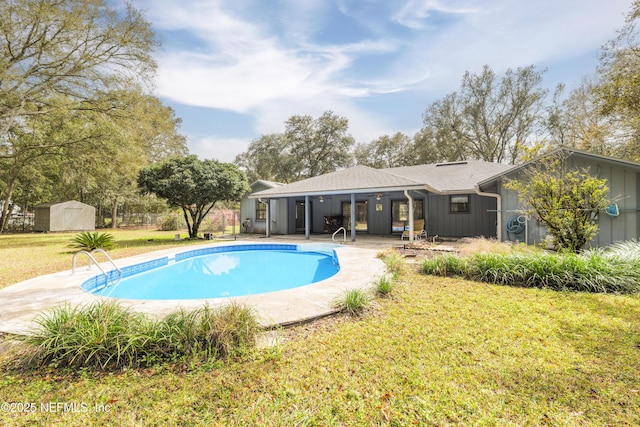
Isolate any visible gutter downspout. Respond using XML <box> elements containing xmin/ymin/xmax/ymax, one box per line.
<box><xmin>404</xmin><ymin>190</ymin><xmax>414</xmax><ymax>243</ymax></box>
<box><xmin>258</xmin><ymin>198</ymin><xmax>270</xmax><ymax>238</ymax></box>
<box><xmin>475</xmin><ymin>187</ymin><xmax>502</xmax><ymax>242</ymax></box>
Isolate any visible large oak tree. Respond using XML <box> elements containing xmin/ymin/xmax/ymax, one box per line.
<box><xmin>138</xmin><ymin>156</ymin><xmax>250</xmax><ymax>239</ymax></box>
<box><xmin>0</xmin><ymin>0</ymin><xmax>157</xmax><ymax>231</ymax></box>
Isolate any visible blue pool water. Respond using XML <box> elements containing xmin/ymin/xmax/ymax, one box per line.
<box><xmin>82</xmin><ymin>244</ymin><xmax>340</xmax><ymax>300</ymax></box>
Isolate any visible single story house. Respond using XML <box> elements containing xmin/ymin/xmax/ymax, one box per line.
<box><xmin>240</xmin><ymin>180</ymin><xmax>287</xmax><ymax>235</ymax></box>
<box><xmin>243</xmin><ymin>147</ymin><xmax>640</xmax><ymax>247</ymax></box>
<box><xmin>34</xmin><ymin>200</ymin><xmax>95</xmax><ymax>232</ymax></box>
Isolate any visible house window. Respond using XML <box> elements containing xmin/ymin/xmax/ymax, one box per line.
<box><xmin>391</xmin><ymin>200</ymin><xmax>423</xmax><ymax>232</ymax></box>
<box><xmin>256</xmin><ymin>202</ymin><xmax>267</xmax><ymax>220</ymax></box>
<box><xmin>450</xmin><ymin>195</ymin><xmax>470</xmax><ymax>213</ymax></box>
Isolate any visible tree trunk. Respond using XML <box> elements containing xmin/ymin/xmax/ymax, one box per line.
<box><xmin>182</xmin><ymin>207</ymin><xmax>193</xmax><ymax>237</ymax></box>
<box><xmin>0</xmin><ymin>175</ymin><xmax>18</xmax><ymax>233</ymax></box>
<box><xmin>111</xmin><ymin>195</ymin><xmax>119</xmax><ymax>229</ymax></box>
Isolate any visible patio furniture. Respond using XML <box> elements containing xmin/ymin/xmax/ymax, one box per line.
<box><xmin>401</xmin><ymin>219</ymin><xmax>426</xmax><ymax>240</ymax></box>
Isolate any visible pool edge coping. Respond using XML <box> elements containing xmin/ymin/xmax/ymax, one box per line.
<box><xmin>0</xmin><ymin>241</ymin><xmax>388</xmax><ymax>335</ymax></box>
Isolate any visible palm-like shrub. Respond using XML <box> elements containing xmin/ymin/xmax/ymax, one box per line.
<box><xmin>70</xmin><ymin>231</ymin><xmax>115</xmax><ymax>250</ymax></box>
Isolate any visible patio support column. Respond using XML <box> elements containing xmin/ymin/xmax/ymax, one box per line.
<box><xmin>258</xmin><ymin>198</ymin><xmax>270</xmax><ymax>237</ymax></box>
<box><xmin>350</xmin><ymin>193</ymin><xmax>356</xmax><ymax>242</ymax></box>
<box><xmin>404</xmin><ymin>190</ymin><xmax>414</xmax><ymax>243</ymax></box>
<box><xmin>265</xmin><ymin>199</ymin><xmax>271</xmax><ymax>237</ymax></box>
<box><xmin>304</xmin><ymin>195</ymin><xmax>310</xmax><ymax>239</ymax></box>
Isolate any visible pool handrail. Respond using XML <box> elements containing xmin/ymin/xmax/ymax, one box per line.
<box><xmin>332</xmin><ymin>227</ymin><xmax>347</xmax><ymax>244</ymax></box>
<box><xmin>72</xmin><ymin>249</ymin><xmax>122</xmax><ymax>287</ymax></box>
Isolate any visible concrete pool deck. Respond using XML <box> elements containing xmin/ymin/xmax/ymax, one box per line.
<box><xmin>0</xmin><ymin>239</ymin><xmax>390</xmax><ymax>335</ymax></box>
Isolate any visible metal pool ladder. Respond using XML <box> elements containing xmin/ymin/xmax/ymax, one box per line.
<box><xmin>332</xmin><ymin>226</ymin><xmax>347</xmax><ymax>244</ymax></box>
<box><xmin>72</xmin><ymin>248</ymin><xmax>122</xmax><ymax>287</ymax></box>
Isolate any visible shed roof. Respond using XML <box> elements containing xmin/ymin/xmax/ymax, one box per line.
<box><xmin>34</xmin><ymin>200</ymin><xmax>93</xmax><ymax>209</ymax></box>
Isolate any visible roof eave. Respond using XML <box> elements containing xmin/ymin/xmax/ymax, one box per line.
<box><xmin>249</xmin><ymin>184</ymin><xmax>430</xmax><ymax>199</ymax></box>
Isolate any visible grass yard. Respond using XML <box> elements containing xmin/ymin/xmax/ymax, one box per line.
<box><xmin>0</xmin><ymin>233</ymin><xmax>639</xmax><ymax>426</ymax></box>
<box><xmin>0</xmin><ymin>229</ymin><xmax>210</xmax><ymax>289</ymax></box>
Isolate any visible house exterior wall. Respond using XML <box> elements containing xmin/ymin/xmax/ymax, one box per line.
<box><xmin>274</xmin><ymin>191</ymin><xmax>495</xmax><ymax>237</ymax></box>
<box><xmin>427</xmin><ymin>194</ymin><xmax>498</xmax><ymax>238</ymax></box>
<box><xmin>498</xmin><ymin>154</ymin><xmax>640</xmax><ymax>247</ymax></box>
<box><xmin>240</xmin><ymin>182</ymin><xmax>288</xmax><ymax>235</ymax></box>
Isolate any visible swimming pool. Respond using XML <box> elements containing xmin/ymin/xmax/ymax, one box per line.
<box><xmin>81</xmin><ymin>244</ymin><xmax>340</xmax><ymax>300</ymax></box>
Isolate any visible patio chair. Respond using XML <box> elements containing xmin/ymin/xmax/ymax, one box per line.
<box><xmin>401</xmin><ymin>219</ymin><xmax>426</xmax><ymax>240</ymax></box>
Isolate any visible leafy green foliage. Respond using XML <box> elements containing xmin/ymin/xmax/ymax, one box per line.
<box><xmin>234</xmin><ymin>111</ymin><xmax>355</xmax><ymax>183</ymax></box>
<box><xmin>354</xmin><ymin>132</ymin><xmax>415</xmax><ymax>168</ymax></box>
<box><xmin>138</xmin><ymin>155</ymin><xmax>250</xmax><ymax>238</ymax></box>
<box><xmin>420</xmin><ymin>64</ymin><xmax>547</xmax><ymax>164</ymax></box>
<box><xmin>23</xmin><ymin>301</ymin><xmax>259</xmax><ymax>370</ymax></box>
<box><xmin>70</xmin><ymin>231</ymin><xmax>115</xmax><ymax>251</ymax></box>
<box><xmin>422</xmin><ymin>244</ymin><xmax>640</xmax><ymax>294</ymax></box>
<box><xmin>506</xmin><ymin>155</ymin><xmax>609</xmax><ymax>252</ymax></box>
<box><xmin>0</xmin><ymin>0</ymin><xmax>158</xmax><ymax>232</ymax></box>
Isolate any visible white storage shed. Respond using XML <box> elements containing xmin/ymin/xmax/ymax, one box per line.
<box><xmin>34</xmin><ymin>201</ymin><xmax>96</xmax><ymax>232</ymax></box>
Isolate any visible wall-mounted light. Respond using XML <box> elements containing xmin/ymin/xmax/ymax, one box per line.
<box><xmin>376</xmin><ymin>193</ymin><xmax>382</xmax><ymax>200</ymax></box>
<box><xmin>319</xmin><ymin>196</ymin><xmax>324</xmax><ymax>203</ymax></box>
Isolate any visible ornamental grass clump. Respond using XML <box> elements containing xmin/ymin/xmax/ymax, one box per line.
<box><xmin>421</xmin><ymin>253</ymin><xmax>470</xmax><ymax>277</ymax></box>
<box><xmin>333</xmin><ymin>289</ymin><xmax>371</xmax><ymax>316</ymax></box>
<box><xmin>421</xmin><ymin>242</ymin><xmax>640</xmax><ymax>294</ymax></box>
<box><xmin>377</xmin><ymin>251</ymin><xmax>405</xmax><ymax>277</ymax></box>
<box><xmin>373</xmin><ymin>276</ymin><xmax>394</xmax><ymax>297</ymax></box>
<box><xmin>23</xmin><ymin>301</ymin><xmax>260</xmax><ymax>370</ymax></box>
<box><xmin>26</xmin><ymin>301</ymin><xmax>148</xmax><ymax>370</ymax></box>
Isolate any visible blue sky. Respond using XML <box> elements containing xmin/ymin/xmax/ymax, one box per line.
<box><xmin>127</xmin><ymin>0</ymin><xmax>632</xmax><ymax>162</ymax></box>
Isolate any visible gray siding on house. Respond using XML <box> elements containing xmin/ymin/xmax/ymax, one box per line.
<box><xmin>427</xmin><ymin>194</ymin><xmax>498</xmax><ymax>238</ymax></box>
<box><xmin>498</xmin><ymin>154</ymin><xmax>640</xmax><ymax>247</ymax></box>
<box><xmin>283</xmin><ymin>191</ymin><xmax>429</xmax><ymax>235</ymax></box>
<box><xmin>240</xmin><ymin>181</ymin><xmax>288</xmax><ymax>234</ymax></box>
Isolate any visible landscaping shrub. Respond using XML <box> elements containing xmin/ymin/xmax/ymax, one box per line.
<box><xmin>374</xmin><ymin>276</ymin><xmax>394</xmax><ymax>297</ymax></box>
<box><xmin>25</xmin><ymin>302</ymin><xmax>148</xmax><ymax>369</ymax></box>
<box><xmin>23</xmin><ymin>301</ymin><xmax>260</xmax><ymax>370</ymax></box>
<box><xmin>422</xmin><ymin>243</ymin><xmax>640</xmax><ymax>294</ymax></box>
<box><xmin>377</xmin><ymin>251</ymin><xmax>405</xmax><ymax>277</ymax></box>
<box><xmin>333</xmin><ymin>289</ymin><xmax>371</xmax><ymax>316</ymax></box>
<box><xmin>70</xmin><ymin>231</ymin><xmax>115</xmax><ymax>250</ymax></box>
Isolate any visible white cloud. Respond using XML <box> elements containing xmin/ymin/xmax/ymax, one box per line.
<box><xmin>131</xmin><ymin>0</ymin><xmax>632</xmax><ymax>161</ymax></box>
<box><xmin>392</xmin><ymin>0</ymin><xmax>479</xmax><ymax>29</ymax></box>
<box><xmin>189</xmin><ymin>134</ymin><xmax>251</xmax><ymax>162</ymax></box>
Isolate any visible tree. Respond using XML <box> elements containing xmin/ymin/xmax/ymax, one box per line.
<box><xmin>546</xmin><ymin>80</ymin><xmax>619</xmax><ymax>155</ymax></box>
<box><xmin>285</xmin><ymin>111</ymin><xmax>355</xmax><ymax>177</ymax></box>
<box><xmin>0</xmin><ymin>0</ymin><xmax>156</xmax><ymax>231</ymax></box>
<box><xmin>597</xmin><ymin>1</ymin><xmax>640</xmax><ymax>124</ymax></box>
<box><xmin>354</xmin><ymin>132</ymin><xmax>415</xmax><ymax>168</ymax></box>
<box><xmin>506</xmin><ymin>154</ymin><xmax>609</xmax><ymax>252</ymax></box>
<box><xmin>420</xmin><ymin>65</ymin><xmax>548</xmax><ymax>164</ymax></box>
<box><xmin>235</xmin><ymin>111</ymin><xmax>355</xmax><ymax>182</ymax></box>
<box><xmin>234</xmin><ymin>133</ymin><xmax>295</xmax><ymax>183</ymax></box>
<box><xmin>137</xmin><ymin>156</ymin><xmax>250</xmax><ymax>239</ymax></box>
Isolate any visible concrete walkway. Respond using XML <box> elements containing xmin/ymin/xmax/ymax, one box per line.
<box><xmin>0</xmin><ymin>238</ymin><xmax>395</xmax><ymax>336</ymax></box>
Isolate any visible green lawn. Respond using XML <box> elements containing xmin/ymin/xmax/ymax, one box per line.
<box><xmin>0</xmin><ymin>229</ymin><xmax>212</xmax><ymax>289</ymax></box>
<box><xmin>0</xmin><ymin>233</ymin><xmax>639</xmax><ymax>426</ymax></box>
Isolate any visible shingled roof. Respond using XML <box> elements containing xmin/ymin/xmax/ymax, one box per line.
<box><xmin>249</xmin><ymin>161</ymin><xmax>512</xmax><ymax>198</ymax></box>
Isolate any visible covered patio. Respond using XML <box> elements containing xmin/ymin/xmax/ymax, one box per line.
<box><xmin>247</xmin><ymin>161</ymin><xmax>512</xmax><ymax>243</ymax></box>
